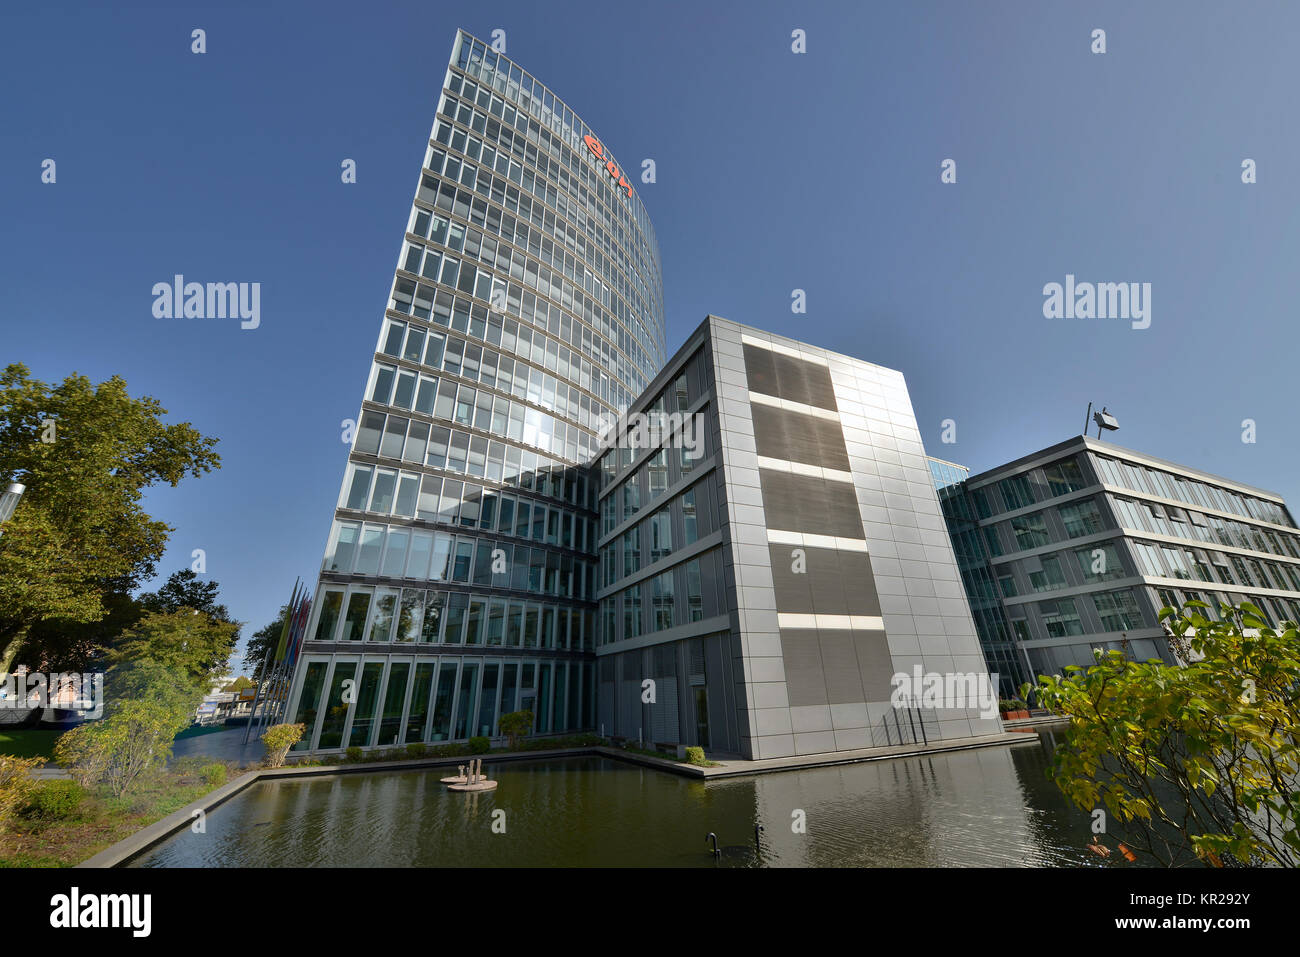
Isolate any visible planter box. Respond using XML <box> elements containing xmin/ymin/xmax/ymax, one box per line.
<box><xmin>1001</xmin><ymin>709</ymin><xmax>1031</xmax><ymax>720</ymax></box>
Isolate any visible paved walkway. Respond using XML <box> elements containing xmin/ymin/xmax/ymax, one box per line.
<box><xmin>602</xmin><ymin>731</ymin><xmax>1040</xmax><ymax>778</ymax></box>
<box><xmin>170</xmin><ymin>726</ymin><xmax>265</xmax><ymax>767</ymax></box>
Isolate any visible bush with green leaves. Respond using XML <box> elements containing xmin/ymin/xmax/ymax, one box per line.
<box><xmin>684</xmin><ymin>746</ymin><xmax>707</xmax><ymax>766</ymax></box>
<box><xmin>468</xmin><ymin>736</ymin><xmax>490</xmax><ymax>754</ymax></box>
<box><xmin>260</xmin><ymin>723</ymin><xmax>305</xmax><ymax>768</ymax></box>
<box><xmin>428</xmin><ymin>742</ymin><xmax>471</xmax><ymax>758</ymax></box>
<box><xmin>54</xmin><ymin>698</ymin><xmax>189</xmax><ymax>796</ymax></box>
<box><xmin>1029</xmin><ymin>601</ymin><xmax>1300</xmax><ymax>867</ymax></box>
<box><xmin>0</xmin><ymin>755</ymin><xmax>44</xmax><ymax>833</ymax></box>
<box><xmin>498</xmin><ymin>710</ymin><xmax>534</xmax><ymax>749</ymax></box>
<box><xmin>23</xmin><ymin>779</ymin><xmax>85</xmax><ymax>822</ymax></box>
<box><xmin>200</xmin><ymin>763</ymin><xmax>227</xmax><ymax>788</ymax></box>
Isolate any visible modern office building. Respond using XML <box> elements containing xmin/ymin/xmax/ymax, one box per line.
<box><xmin>285</xmin><ymin>29</ymin><xmax>665</xmax><ymax>753</ymax></box>
<box><xmin>933</xmin><ymin>436</ymin><xmax>1300</xmax><ymax>681</ymax></box>
<box><xmin>283</xmin><ymin>30</ymin><xmax>1002</xmax><ymax>760</ymax></box>
<box><xmin>929</xmin><ymin>457</ymin><xmax>1027</xmax><ymax>697</ymax></box>
<box><xmin>594</xmin><ymin>317</ymin><xmax>1001</xmax><ymax>759</ymax></box>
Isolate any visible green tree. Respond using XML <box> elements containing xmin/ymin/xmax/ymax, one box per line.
<box><xmin>1029</xmin><ymin>601</ymin><xmax>1300</xmax><ymax>867</ymax></box>
<box><xmin>498</xmin><ymin>710</ymin><xmax>534</xmax><ymax>749</ymax></box>
<box><xmin>54</xmin><ymin>699</ymin><xmax>190</xmax><ymax>796</ymax></box>
<box><xmin>56</xmin><ymin>659</ymin><xmax>198</xmax><ymax>796</ymax></box>
<box><xmin>242</xmin><ymin>604</ymin><xmax>288</xmax><ymax>684</ymax></box>
<box><xmin>22</xmin><ymin>569</ymin><xmax>233</xmax><ymax>674</ymax></box>
<box><xmin>22</xmin><ymin>590</ymin><xmax>140</xmax><ymax>674</ymax></box>
<box><xmin>105</xmin><ymin>658</ymin><xmax>204</xmax><ymax>720</ymax></box>
<box><xmin>138</xmin><ymin>568</ymin><xmax>232</xmax><ymax>622</ymax></box>
<box><xmin>0</xmin><ymin>364</ymin><xmax>220</xmax><ymax>672</ymax></box>
<box><xmin>107</xmin><ymin>609</ymin><xmax>240</xmax><ymax>692</ymax></box>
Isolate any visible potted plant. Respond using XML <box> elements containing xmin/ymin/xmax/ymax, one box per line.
<box><xmin>999</xmin><ymin>698</ymin><xmax>1031</xmax><ymax>720</ymax></box>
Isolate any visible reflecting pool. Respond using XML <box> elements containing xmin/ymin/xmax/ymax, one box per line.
<box><xmin>132</xmin><ymin>733</ymin><xmax>1154</xmax><ymax>867</ymax></box>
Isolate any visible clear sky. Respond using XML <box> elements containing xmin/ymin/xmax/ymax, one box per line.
<box><xmin>4</xmin><ymin>0</ymin><xmax>1298</xmax><ymax>669</ymax></box>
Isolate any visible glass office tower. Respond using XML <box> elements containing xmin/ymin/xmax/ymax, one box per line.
<box><xmin>285</xmin><ymin>30</ymin><xmax>665</xmax><ymax>753</ymax></box>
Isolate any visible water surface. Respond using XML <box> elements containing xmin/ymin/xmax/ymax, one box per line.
<box><xmin>134</xmin><ymin>735</ymin><xmax>1143</xmax><ymax>867</ymax></box>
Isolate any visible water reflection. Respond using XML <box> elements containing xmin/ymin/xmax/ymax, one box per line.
<box><xmin>131</xmin><ymin>740</ymin><xmax>1156</xmax><ymax>868</ymax></box>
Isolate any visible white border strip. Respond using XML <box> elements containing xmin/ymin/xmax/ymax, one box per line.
<box><xmin>777</xmin><ymin>613</ymin><xmax>885</xmax><ymax>631</ymax></box>
<box><xmin>766</xmin><ymin>529</ymin><xmax>869</xmax><ymax>552</ymax></box>
<box><xmin>740</xmin><ymin>333</ymin><xmax>830</xmax><ymax>367</ymax></box>
<box><xmin>747</xmin><ymin>390</ymin><xmax>840</xmax><ymax>421</ymax></box>
<box><xmin>756</xmin><ymin>455</ymin><xmax>854</xmax><ymax>484</ymax></box>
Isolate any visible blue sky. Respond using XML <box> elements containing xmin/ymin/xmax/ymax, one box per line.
<box><xmin>4</xmin><ymin>0</ymin><xmax>1298</xmax><ymax>669</ymax></box>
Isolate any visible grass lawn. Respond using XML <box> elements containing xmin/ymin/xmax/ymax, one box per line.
<box><xmin>1</xmin><ymin>724</ymin><xmax>228</xmax><ymax>760</ymax></box>
<box><xmin>0</xmin><ymin>758</ymin><xmax>243</xmax><ymax>868</ymax></box>
<box><xmin>0</xmin><ymin>729</ymin><xmax>61</xmax><ymax>760</ymax></box>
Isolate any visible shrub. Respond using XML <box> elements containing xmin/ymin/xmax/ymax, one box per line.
<box><xmin>498</xmin><ymin>710</ymin><xmax>534</xmax><ymax>749</ymax></box>
<box><xmin>1032</xmin><ymin>601</ymin><xmax>1300</xmax><ymax>867</ymax></box>
<box><xmin>429</xmin><ymin>743</ymin><xmax>471</xmax><ymax>758</ymax></box>
<box><xmin>54</xmin><ymin>699</ymin><xmax>185</xmax><ymax>796</ymax></box>
<box><xmin>260</xmin><ymin>723</ymin><xmax>305</xmax><ymax>769</ymax></box>
<box><xmin>684</xmin><ymin>746</ymin><xmax>707</xmax><ymax>766</ymax></box>
<box><xmin>23</xmin><ymin>779</ymin><xmax>85</xmax><ymax>822</ymax></box>
<box><xmin>0</xmin><ymin>755</ymin><xmax>44</xmax><ymax>834</ymax></box>
<box><xmin>345</xmin><ymin>746</ymin><xmax>363</xmax><ymax>763</ymax></box>
<box><xmin>468</xmin><ymin>736</ymin><xmax>490</xmax><ymax>754</ymax></box>
<box><xmin>200</xmin><ymin>763</ymin><xmax>227</xmax><ymax>788</ymax></box>
<box><xmin>405</xmin><ymin>742</ymin><xmax>427</xmax><ymax>759</ymax></box>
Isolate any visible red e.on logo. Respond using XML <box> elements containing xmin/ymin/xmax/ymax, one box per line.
<box><xmin>583</xmin><ymin>134</ymin><xmax>632</xmax><ymax>198</ymax></box>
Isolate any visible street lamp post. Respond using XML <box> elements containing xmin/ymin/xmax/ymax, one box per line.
<box><xmin>0</xmin><ymin>482</ymin><xmax>26</xmax><ymax>539</ymax></box>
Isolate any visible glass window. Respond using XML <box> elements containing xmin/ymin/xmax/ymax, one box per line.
<box><xmin>1074</xmin><ymin>543</ymin><xmax>1125</xmax><ymax>583</ymax></box>
<box><xmin>1095</xmin><ymin>589</ymin><xmax>1144</xmax><ymax>632</ymax></box>
<box><xmin>652</xmin><ymin>571</ymin><xmax>675</xmax><ymax>631</ymax></box>
<box><xmin>313</xmin><ymin>590</ymin><xmax>344</xmax><ymax>641</ymax></box>
<box><xmin>395</xmin><ymin>589</ymin><xmax>424</xmax><ymax>642</ymax></box>
<box><xmin>368</xmin><ymin>588</ymin><xmax>398</xmax><ymax>641</ymax></box>
<box><xmin>650</xmin><ymin>508</ymin><xmax>672</xmax><ymax>562</ymax></box>
<box><xmin>421</xmin><ymin>592</ymin><xmax>445</xmax><ymax>642</ymax></box>
<box><xmin>682</xmin><ymin>489</ymin><xmax>699</xmax><ymax>545</ymax></box>
<box><xmin>1060</xmin><ymin>499</ymin><xmax>1104</xmax><ymax>538</ymax></box>
<box><xmin>999</xmin><ymin>475</ymin><xmax>1035</xmax><ymax>511</ymax></box>
<box><xmin>344</xmin><ymin>466</ymin><xmax>373</xmax><ymax>510</ymax></box>
<box><xmin>346</xmin><ymin>662</ymin><xmax>385</xmax><ymax>747</ymax></box>
<box><xmin>1040</xmin><ymin>598</ymin><xmax>1084</xmax><ymax>638</ymax></box>
<box><xmin>1028</xmin><ymin>555</ymin><xmax>1067</xmax><ymax>592</ymax></box>
<box><xmin>1044</xmin><ymin>458</ymin><xmax>1086</xmax><ymax>496</ymax></box>
<box><xmin>317</xmin><ymin>662</ymin><xmax>358</xmax><ymax>749</ymax></box>
<box><xmin>1011</xmin><ymin>513</ymin><xmax>1050</xmax><ymax>550</ymax></box>
<box><xmin>341</xmin><ymin>591</ymin><xmax>371</xmax><ymax>641</ymax></box>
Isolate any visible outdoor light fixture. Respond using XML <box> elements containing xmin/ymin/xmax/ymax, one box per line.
<box><xmin>0</xmin><ymin>482</ymin><xmax>25</xmax><ymax>537</ymax></box>
<box><xmin>1093</xmin><ymin>408</ymin><xmax>1120</xmax><ymax>436</ymax></box>
<box><xmin>1084</xmin><ymin>403</ymin><xmax>1120</xmax><ymax>441</ymax></box>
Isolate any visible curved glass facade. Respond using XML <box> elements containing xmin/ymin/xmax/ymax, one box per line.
<box><xmin>287</xmin><ymin>30</ymin><xmax>666</xmax><ymax>752</ymax></box>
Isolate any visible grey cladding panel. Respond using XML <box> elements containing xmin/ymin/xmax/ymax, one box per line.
<box><xmin>779</xmin><ymin>629</ymin><xmax>828</xmax><ymax>707</ymax></box>
<box><xmin>820</xmin><ymin>633</ymin><xmax>866</xmax><ymax>704</ymax></box>
<box><xmin>781</xmin><ymin>628</ymin><xmax>893</xmax><ymax>707</ymax></box>
<box><xmin>750</xmin><ymin>404</ymin><xmax>851</xmax><ymax>471</ymax></box>
<box><xmin>742</xmin><ymin>344</ymin><xmax>838</xmax><ymax>411</ymax></box>
<box><xmin>758</xmin><ymin>469</ymin><xmax>865</xmax><ymax>539</ymax></box>
<box><xmin>767</xmin><ymin>545</ymin><xmax>882</xmax><ymax>617</ymax></box>
<box><xmin>854</xmin><ymin>630</ymin><xmax>895</xmax><ymax>701</ymax></box>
